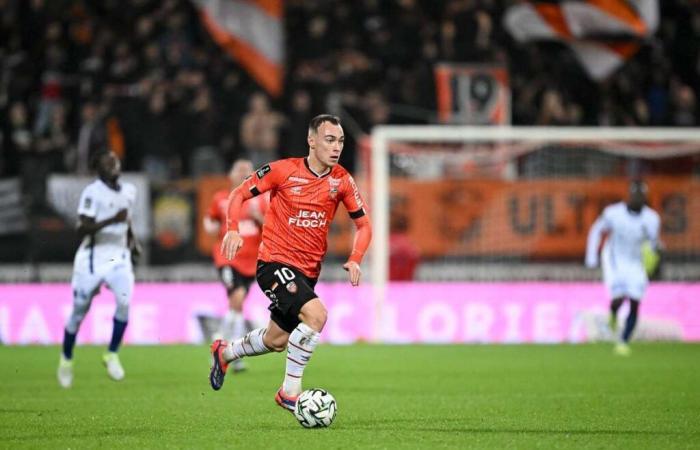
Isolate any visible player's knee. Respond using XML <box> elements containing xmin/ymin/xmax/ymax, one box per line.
<box><xmin>67</xmin><ymin>297</ymin><xmax>90</xmax><ymax>332</ymax></box>
<box><xmin>114</xmin><ymin>297</ymin><xmax>130</xmax><ymax>322</ymax></box>
<box><xmin>264</xmin><ymin>334</ymin><xmax>288</xmax><ymax>352</ymax></box>
<box><xmin>229</xmin><ymin>288</ymin><xmax>246</xmax><ymax>311</ymax></box>
<box><xmin>306</xmin><ymin>305</ymin><xmax>327</xmax><ymax>332</ymax></box>
<box><xmin>66</xmin><ymin>312</ymin><xmax>85</xmax><ymax>334</ymax></box>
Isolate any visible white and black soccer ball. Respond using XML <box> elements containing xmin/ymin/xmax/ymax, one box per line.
<box><xmin>294</xmin><ymin>388</ymin><xmax>337</xmax><ymax>428</ymax></box>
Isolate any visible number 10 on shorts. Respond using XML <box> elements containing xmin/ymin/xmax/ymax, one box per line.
<box><xmin>275</xmin><ymin>267</ymin><xmax>296</xmax><ymax>284</ymax></box>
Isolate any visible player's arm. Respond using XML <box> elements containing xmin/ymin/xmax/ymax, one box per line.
<box><xmin>248</xmin><ymin>195</ymin><xmax>268</xmax><ymax>227</ymax></box>
<box><xmin>344</xmin><ymin>214</ymin><xmax>372</xmax><ymax>286</ymax></box>
<box><xmin>645</xmin><ymin>212</ymin><xmax>664</xmax><ymax>279</ymax></box>
<box><xmin>75</xmin><ymin>186</ymin><xmax>127</xmax><ymax>239</ymax></box>
<box><xmin>341</xmin><ymin>176</ymin><xmax>372</xmax><ymax>286</ymax></box>
<box><xmin>203</xmin><ymin>216</ymin><xmax>219</xmax><ymax>235</ymax></box>
<box><xmin>222</xmin><ymin>163</ymin><xmax>282</xmax><ymax>260</ymax></box>
<box><xmin>127</xmin><ymin>220</ymin><xmax>142</xmax><ymax>264</ymax></box>
<box><xmin>77</xmin><ymin>211</ymin><xmax>128</xmax><ymax>239</ymax></box>
<box><xmin>648</xmin><ymin>212</ymin><xmax>662</xmax><ymax>251</ymax></box>
<box><xmin>584</xmin><ymin>210</ymin><xmax>610</xmax><ymax>268</ymax></box>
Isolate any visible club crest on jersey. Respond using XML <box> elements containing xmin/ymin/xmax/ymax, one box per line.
<box><xmin>286</xmin><ymin>281</ymin><xmax>298</xmax><ymax>293</ymax></box>
<box><xmin>329</xmin><ymin>177</ymin><xmax>341</xmax><ymax>199</ymax></box>
<box><xmin>256</xmin><ymin>164</ymin><xmax>271</xmax><ymax>179</ymax></box>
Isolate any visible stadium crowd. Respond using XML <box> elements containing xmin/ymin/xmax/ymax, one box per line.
<box><xmin>1</xmin><ymin>0</ymin><xmax>699</xmax><ymax>194</ymax></box>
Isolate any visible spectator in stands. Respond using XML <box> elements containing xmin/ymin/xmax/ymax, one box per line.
<box><xmin>284</xmin><ymin>88</ymin><xmax>315</xmax><ymax>156</ymax></box>
<box><xmin>670</xmin><ymin>83</ymin><xmax>697</xmax><ymax>126</ymax></box>
<box><xmin>7</xmin><ymin>102</ymin><xmax>33</xmax><ymax>179</ymax></box>
<box><xmin>239</xmin><ymin>92</ymin><xmax>285</xmax><ymax>168</ymax></box>
<box><xmin>74</xmin><ymin>101</ymin><xmax>108</xmax><ymax>175</ymax></box>
<box><xmin>138</xmin><ymin>83</ymin><xmax>174</xmax><ymax>182</ymax></box>
<box><xmin>1</xmin><ymin>0</ymin><xmax>700</xmax><ymax>178</ymax></box>
<box><xmin>34</xmin><ymin>101</ymin><xmax>69</xmax><ymax>173</ymax></box>
<box><xmin>537</xmin><ymin>89</ymin><xmax>569</xmax><ymax>126</ymax></box>
<box><xmin>186</xmin><ymin>85</ymin><xmax>224</xmax><ymax>177</ymax></box>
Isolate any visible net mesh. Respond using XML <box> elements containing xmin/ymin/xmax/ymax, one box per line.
<box><xmin>377</xmin><ymin>137</ymin><xmax>700</xmax><ymax>275</ymax></box>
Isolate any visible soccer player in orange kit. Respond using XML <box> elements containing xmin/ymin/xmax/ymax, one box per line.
<box><xmin>203</xmin><ymin>159</ymin><xmax>267</xmax><ymax>372</ymax></box>
<box><xmin>209</xmin><ymin>114</ymin><xmax>372</xmax><ymax>412</ymax></box>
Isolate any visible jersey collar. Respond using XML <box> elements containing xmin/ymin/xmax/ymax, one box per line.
<box><xmin>99</xmin><ymin>177</ymin><xmax>121</xmax><ymax>192</ymax></box>
<box><xmin>304</xmin><ymin>157</ymin><xmax>332</xmax><ymax>178</ymax></box>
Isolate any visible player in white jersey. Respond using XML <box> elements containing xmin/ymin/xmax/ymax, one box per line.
<box><xmin>585</xmin><ymin>181</ymin><xmax>661</xmax><ymax>356</ymax></box>
<box><xmin>57</xmin><ymin>151</ymin><xmax>141</xmax><ymax>388</ymax></box>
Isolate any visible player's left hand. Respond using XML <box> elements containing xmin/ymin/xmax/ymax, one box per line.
<box><xmin>130</xmin><ymin>241</ymin><xmax>142</xmax><ymax>265</ymax></box>
<box><xmin>343</xmin><ymin>261</ymin><xmax>361</xmax><ymax>286</ymax></box>
<box><xmin>221</xmin><ymin>230</ymin><xmax>243</xmax><ymax>260</ymax></box>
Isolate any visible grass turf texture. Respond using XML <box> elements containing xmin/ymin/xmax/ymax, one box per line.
<box><xmin>1</xmin><ymin>344</ymin><xmax>699</xmax><ymax>449</ymax></box>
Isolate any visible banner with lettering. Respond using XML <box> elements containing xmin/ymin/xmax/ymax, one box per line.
<box><xmin>389</xmin><ymin>177</ymin><xmax>700</xmax><ymax>258</ymax></box>
<box><xmin>1</xmin><ymin>282</ymin><xmax>698</xmax><ymax>344</ymax></box>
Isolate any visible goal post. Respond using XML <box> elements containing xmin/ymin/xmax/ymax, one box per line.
<box><xmin>369</xmin><ymin>126</ymin><xmax>700</xmax><ymax>340</ymax></box>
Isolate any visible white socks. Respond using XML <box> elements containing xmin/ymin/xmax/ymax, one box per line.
<box><xmin>220</xmin><ymin>322</ymin><xmax>320</xmax><ymax>396</ymax></box>
<box><xmin>219</xmin><ymin>310</ymin><xmax>245</xmax><ymax>341</ymax></box>
<box><xmin>223</xmin><ymin>328</ymin><xmax>271</xmax><ymax>361</ymax></box>
<box><xmin>231</xmin><ymin>312</ymin><xmax>246</xmax><ymax>341</ymax></box>
<box><xmin>283</xmin><ymin>323</ymin><xmax>320</xmax><ymax>396</ymax></box>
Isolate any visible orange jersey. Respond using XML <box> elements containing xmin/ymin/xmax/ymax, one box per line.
<box><xmin>207</xmin><ymin>189</ymin><xmax>267</xmax><ymax>275</ymax></box>
<box><xmin>231</xmin><ymin>158</ymin><xmax>368</xmax><ymax>278</ymax></box>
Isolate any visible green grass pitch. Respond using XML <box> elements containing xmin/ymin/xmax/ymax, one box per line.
<box><xmin>1</xmin><ymin>344</ymin><xmax>699</xmax><ymax>449</ymax></box>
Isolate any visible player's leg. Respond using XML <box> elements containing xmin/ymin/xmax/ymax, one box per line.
<box><xmin>218</xmin><ymin>287</ymin><xmax>246</xmax><ymax>338</ymax></box>
<box><xmin>602</xmin><ymin>254</ymin><xmax>624</xmax><ymax>334</ymax></box>
<box><xmin>284</xmin><ymin>298</ymin><xmax>325</xmax><ymax>393</ymax></box>
<box><xmin>214</xmin><ymin>266</ymin><xmax>236</xmax><ymax>340</ymax></box>
<box><xmin>101</xmin><ymin>264</ymin><xmax>135</xmax><ymax>381</ymax></box>
<box><xmin>615</xmin><ymin>269</ymin><xmax>647</xmax><ymax>355</ymax></box>
<box><xmin>209</xmin><ymin>321</ymin><xmax>280</xmax><ymax>390</ymax></box>
<box><xmin>218</xmin><ymin>268</ymin><xmax>254</xmax><ymax>371</ymax></box>
<box><xmin>272</xmin><ymin>297</ymin><xmax>326</xmax><ymax>412</ymax></box>
<box><xmin>609</xmin><ymin>296</ymin><xmax>625</xmax><ymax>332</ymax></box>
<box><xmin>209</xmin><ymin>264</ymin><xmax>281</xmax><ymax>390</ymax></box>
<box><xmin>58</xmin><ymin>271</ymin><xmax>100</xmax><ymax>388</ymax></box>
<box><xmin>226</xmin><ymin>286</ymin><xmax>248</xmax><ymax>371</ymax></box>
<box><xmin>621</xmin><ymin>299</ymin><xmax>640</xmax><ymax>344</ymax></box>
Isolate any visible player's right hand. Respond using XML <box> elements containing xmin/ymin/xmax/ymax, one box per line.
<box><xmin>221</xmin><ymin>230</ymin><xmax>243</xmax><ymax>260</ymax></box>
<box><xmin>113</xmin><ymin>209</ymin><xmax>128</xmax><ymax>223</ymax></box>
<box><xmin>343</xmin><ymin>261</ymin><xmax>362</xmax><ymax>286</ymax></box>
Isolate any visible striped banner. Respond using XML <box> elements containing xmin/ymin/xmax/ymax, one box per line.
<box><xmin>196</xmin><ymin>0</ymin><xmax>284</xmax><ymax>96</ymax></box>
<box><xmin>504</xmin><ymin>0</ymin><xmax>659</xmax><ymax>80</ymax></box>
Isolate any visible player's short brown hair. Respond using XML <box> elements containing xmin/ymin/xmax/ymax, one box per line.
<box><xmin>308</xmin><ymin>114</ymin><xmax>341</xmax><ymax>135</ymax></box>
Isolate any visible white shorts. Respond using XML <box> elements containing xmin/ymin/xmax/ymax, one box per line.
<box><xmin>602</xmin><ymin>251</ymin><xmax>647</xmax><ymax>300</ymax></box>
<box><xmin>71</xmin><ymin>260</ymin><xmax>134</xmax><ymax>304</ymax></box>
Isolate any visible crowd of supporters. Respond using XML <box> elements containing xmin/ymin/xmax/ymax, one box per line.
<box><xmin>1</xmin><ymin>0</ymin><xmax>698</xmax><ymax>194</ymax></box>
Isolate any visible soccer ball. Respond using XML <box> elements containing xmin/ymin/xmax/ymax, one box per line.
<box><xmin>293</xmin><ymin>388</ymin><xmax>337</xmax><ymax>428</ymax></box>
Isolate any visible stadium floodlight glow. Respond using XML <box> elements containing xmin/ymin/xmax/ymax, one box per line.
<box><xmin>370</xmin><ymin>125</ymin><xmax>700</xmax><ymax>341</ymax></box>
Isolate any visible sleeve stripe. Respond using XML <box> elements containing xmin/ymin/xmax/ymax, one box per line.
<box><xmin>249</xmin><ymin>186</ymin><xmax>261</xmax><ymax>197</ymax></box>
<box><xmin>349</xmin><ymin>208</ymin><xmax>365</xmax><ymax>219</ymax></box>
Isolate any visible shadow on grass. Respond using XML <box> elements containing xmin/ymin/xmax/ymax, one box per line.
<box><xmin>3</xmin><ymin>427</ymin><xmax>158</xmax><ymax>442</ymax></box>
<box><xmin>0</xmin><ymin>408</ymin><xmax>59</xmax><ymax>414</ymax></box>
<box><xmin>343</xmin><ymin>418</ymin><xmax>679</xmax><ymax>435</ymax></box>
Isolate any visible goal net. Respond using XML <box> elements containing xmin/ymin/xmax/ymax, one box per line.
<box><xmin>367</xmin><ymin>127</ymin><xmax>700</xmax><ymax>287</ymax></box>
